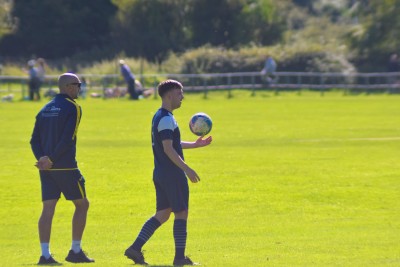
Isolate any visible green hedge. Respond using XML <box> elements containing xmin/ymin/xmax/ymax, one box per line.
<box><xmin>177</xmin><ymin>45</ymin><xmax>356</xmax><ymax>74</ymax></box>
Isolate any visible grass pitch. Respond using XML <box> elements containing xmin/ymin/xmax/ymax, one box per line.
<box><xmin>0</xmin><ymin>90</ymin><xmax>399</xmax><ymax>266</ymax></box>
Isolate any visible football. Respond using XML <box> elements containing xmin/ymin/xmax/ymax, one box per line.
<box><xmin>189</xmin><ymin>112</ymin><xmax>212</xmax><ymax>136</ymax></box>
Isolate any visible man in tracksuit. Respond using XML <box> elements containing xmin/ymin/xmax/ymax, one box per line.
<box><xmin>30</xmin><ymin>73</ymin><xmax>94</xmax><ymax>265</ymax></box>
<box><xmin>119</xmin><ymin>59</ymin><xmax>139</xmax><ymax>99</ymax></box>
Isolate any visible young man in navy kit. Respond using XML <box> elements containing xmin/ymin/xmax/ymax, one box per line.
<box><xmin>125</xmin><ymin>79</ymin><xmax>212</xmax><ymax>265</ymax></box>
<box><xmin>30</xmin><ymin>73</ymin><xmax>94</xmax><ymax>264</ymax></box>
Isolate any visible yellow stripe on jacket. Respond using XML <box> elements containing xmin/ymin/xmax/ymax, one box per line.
<box><xmin>66</xmin><ymin>98</ymin><xmax>81</xmax><ymax>140</ymax></box>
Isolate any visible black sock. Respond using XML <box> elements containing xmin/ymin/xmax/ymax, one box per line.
<box><xmin>173</xmin><ymin>219</ymin><xmax>187</xmax><ymax>260</ymax></box>
<box><xmin>131</xmin><ymin>217</ymin><xmax>161</xmax><ymax>251</ymax></box>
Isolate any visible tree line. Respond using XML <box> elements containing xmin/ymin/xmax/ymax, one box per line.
<box><xmin>0</xmin><ymin>0</ymin><xmax>399</xmax><ymax>71</ymax></box>
<box><xmin>0</xmin><ymin>0</ymin><xmax>283</xmax><ymax>63</ymax></box>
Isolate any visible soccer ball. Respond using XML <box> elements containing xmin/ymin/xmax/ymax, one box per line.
<box><xmin>189</xmin><ymin>112</ymin><xmax>212</xmax><ymax>136</ymax></box>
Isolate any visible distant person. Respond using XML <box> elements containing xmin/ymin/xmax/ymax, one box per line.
<box><xmin>387</xmin><ymin>53</ymin><xmax>400</xmax><ymax>93</ymax></box>
<box><xmin>388</xmin><ymin>53</ymin><xmax>399</xmax><ymax>72</ymax></box>
<box><xmin>124</xmin><ymin>79</ymin><xmax>212</xmax><ymax>266</ymax></box>
<box><xmin>30</xmin><ymin>73</ymin><xmax>94</xmax><ymax>265</ymax></box>
<box><xmin>119</xmin><ymin>59</ymin><xmax>140</xmax><ymax>100</ymax></box>
<box><xmin>27</xmin><ymin>60</ymin><xmax>41</xmax><ymax>100</ymax></box>
<box><xmin>79</xmin><ymin>76</ymin><xmax>87</xmax><ymax>99</ymax></box>
<box><xmin>261</xmin><ymin>55</ymin><xmax>277</xmax><ymax>84</ymax></box>
<box><xmin>37</xmin><ymin>58</ymin><xmax>46</xmax><ymax>89</ymax></box>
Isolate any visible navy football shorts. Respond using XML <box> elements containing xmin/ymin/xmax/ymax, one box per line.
<box><xmin>154</xmin><ymin>176</ymin><xmax>189</xmax><ymax>213</ymax></box>
<box><xmin>40</xmin><ymin>169</ymin><xmax>86</xmax><ymax>201</ymax></box>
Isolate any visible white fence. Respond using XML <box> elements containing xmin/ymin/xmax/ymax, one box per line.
<box><xmin>1</xmin><ymin>71</ymin><xmax>400</xmax><ymax>98</ymax></box>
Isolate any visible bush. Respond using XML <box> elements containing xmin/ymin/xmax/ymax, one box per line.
<box><xmin>178</xmin><ymin>44</ymin><xmax>356</xmax><ymax>74</ymax></box>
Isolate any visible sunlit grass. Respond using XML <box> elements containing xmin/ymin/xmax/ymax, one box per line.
<box><xmin>0</xmin><ymin>90</ymin><xmax>399</xmax><ymax>266</ymax></box>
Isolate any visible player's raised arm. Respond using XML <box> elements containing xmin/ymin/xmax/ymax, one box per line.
<box><xmin>181</xmin><ymin>136</ymin><xmax>212</xmax><ymax>149</ymax></box>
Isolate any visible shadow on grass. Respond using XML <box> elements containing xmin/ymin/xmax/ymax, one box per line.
<box><xmin>21</xmin><ymin>263</ymin><xmax>63</xmax><ymax>266</ymax></box>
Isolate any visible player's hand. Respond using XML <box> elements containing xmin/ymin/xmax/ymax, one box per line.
<box><xmin>195</xmin><ymin>135</ymin><xmax>212</xmax><ymax>147</ymax></box>
<box><xmin>185</xmin><ymin>168</ymin><xmax>200</xmax><ymax>183</ymax></box>
<box><xmin>36</xmin><ymin>156</ymin><xmax>53</xmax><ymax>170</ymax></box>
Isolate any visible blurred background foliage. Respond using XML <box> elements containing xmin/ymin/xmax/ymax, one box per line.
<box><xmin>0</xmin><ymin>0</ymin><xmax>398</xmax><ymax>75</ymax></box>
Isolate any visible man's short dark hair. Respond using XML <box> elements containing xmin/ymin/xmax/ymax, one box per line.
<box><xmin>158</xmin><ymin>79</ymin><xmax>183</xmax><ymax>97</ymax></box>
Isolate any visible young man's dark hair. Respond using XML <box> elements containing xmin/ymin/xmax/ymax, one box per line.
<box><xmin>158</xmin><ymin>79</ymin><xmax>183</xmax><ymax>97</ymax></box>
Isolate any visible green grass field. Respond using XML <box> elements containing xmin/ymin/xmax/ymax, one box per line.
<box><xmin>1</xmin><ymin>90</ymin><xmax>399</xmax><ymax>266</ymax></box>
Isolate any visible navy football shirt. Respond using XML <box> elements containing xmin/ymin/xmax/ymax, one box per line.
<box><xmin>152</xmin><ymin>108</ymin><xmax>185</xmax><ymax>181</ymax></box>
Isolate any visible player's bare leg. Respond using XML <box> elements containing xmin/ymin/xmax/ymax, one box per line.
<box><xmin>39</xmin><ymin>199</ymin><xmax>58</xmax><ymax>244</ymax></box>
<box><xmin>38</xmin><ymin>199</ymin><xmax>59</xmax><ymax>264</ymax></box>
<box><xmin>65</xmin><ymin>198</ymin><xmax>94</xmax><ymax>263</ymax></box>
<box><xmin>154</xmin><ymin>208</ymin><xmax>172</xmax><ymax>224</ymax></box>
<box><xmin>72</xmin><ymin>198</ymin><xmax>89</xmax><ymax>241</ymax></box>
